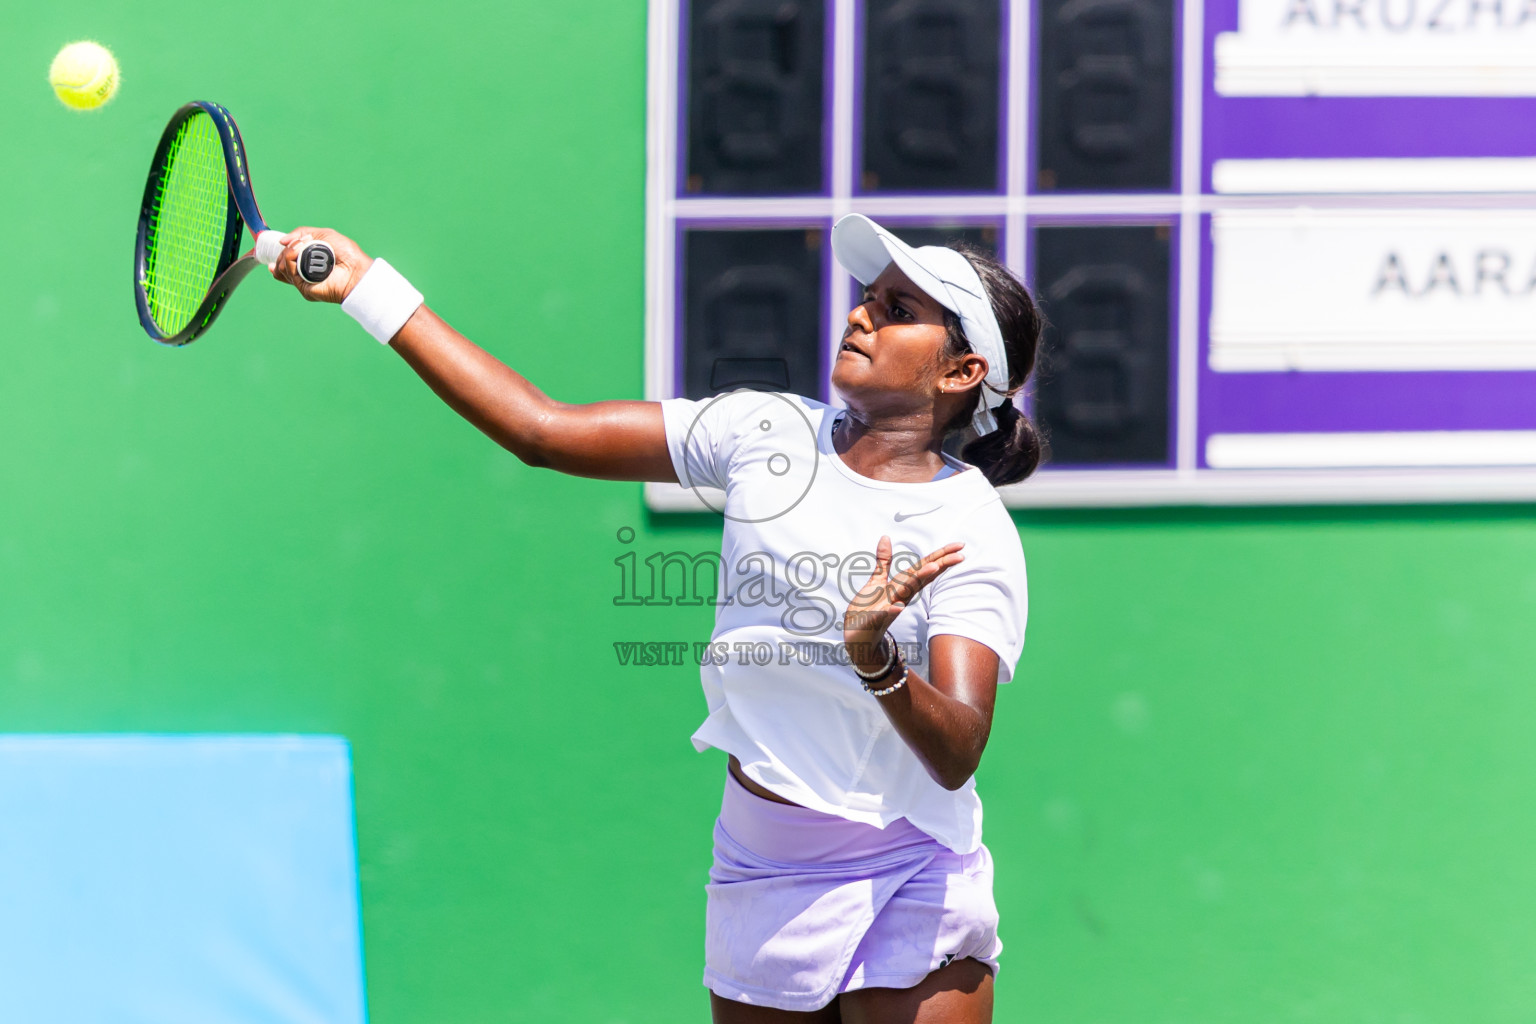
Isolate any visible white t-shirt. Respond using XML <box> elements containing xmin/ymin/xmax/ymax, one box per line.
<box><xmin>660</xmin><ymin>390</ymin><xmax>1028</xmax><ymax>854</ymax></box>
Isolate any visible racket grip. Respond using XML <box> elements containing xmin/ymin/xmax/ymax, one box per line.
<box><xmin>254</xmin><ymin>230</ymin><xmax>286</xmax><ymax>265</ymax></box>
<box><xmin>254</xmin><ymin>230</ymin><xmax>335</xmax><ymax>284</ymax></box>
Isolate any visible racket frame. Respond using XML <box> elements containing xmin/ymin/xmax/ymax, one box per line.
<box><xmin>134</xmin><ymin>101</ymin><xmax>281</xmax><ymax>346</ymax></box>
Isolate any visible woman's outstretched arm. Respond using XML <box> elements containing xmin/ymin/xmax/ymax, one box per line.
<box><xmin>387</xmin><ymin>305</ymin><xmax>676</xmax><ymax>481</ymax></box>
<box><xmin>269</xmin><ymin>227</ymin><xmax>677</xmax><ymax>483</ymax></box>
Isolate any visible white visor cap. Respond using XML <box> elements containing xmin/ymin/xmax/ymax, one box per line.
<box><xmin>831</xmin><ymin>213</ymin><xmax>1011</xmax><ymax>436</ymax></box>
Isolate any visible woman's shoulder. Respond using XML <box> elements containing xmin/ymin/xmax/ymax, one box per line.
<box><xmin>718</xmin><ymin>389</ymin><xmax>829</xmax><ymax>416</ymax></box>
<box><xmin>700</xmin><ymin>390</ymin><xmax>834</xmax><ymax>442</ymax></box>
<box><xmin>685</xmin><ymin>388</ymin><xmax>825</xmax><ymax>418</ymax></box>
<box><xmin>945</xmin><ymin>484</ymin><xmax>1026</xmax><ymax>556</ymax></box>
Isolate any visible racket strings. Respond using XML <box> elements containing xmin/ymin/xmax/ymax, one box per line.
<box><xmin>144</xmin><ymin>113</ymin><xmax>234</xmax><ymax>334</ymax></box>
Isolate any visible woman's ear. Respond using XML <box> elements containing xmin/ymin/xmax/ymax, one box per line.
<box><xmin>939</xmin><ymin>353</ymin><xmax>989</xmax><ymax>393</ymax></box>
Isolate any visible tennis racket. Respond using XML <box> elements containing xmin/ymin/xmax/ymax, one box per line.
<box><xmin>134</xmin><ymin>101</ymin><xmax>335</xmax><ymax>346</ymax></box>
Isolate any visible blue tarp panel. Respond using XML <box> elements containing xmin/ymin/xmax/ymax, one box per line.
<box><xmin>0</xmin><ymin>735</ymin><xmax>367</xmax><ymax>1024</ymax></box>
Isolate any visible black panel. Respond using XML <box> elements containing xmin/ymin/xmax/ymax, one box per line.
<box><xmin>686</xmin><ymin>0</ymin><xmax>825</xmax><ymax>195</ymax></box>
<box><xmin>1033</xmin><ymin>225</ymin><xmax>1170</xmax><ymax>466</ymax></box>
<box><xmin>1036</xmin><ymin>0</ymin><xmax>1174</xmax><ymax>192</ymax></box>
<box><xmin>683</xmin><ymin>229</ymin><xmax>825</xmax><ymax>400</ymax></box>
<box><xmin>861</xmin><ymin>0</ymin><xmax>1001</xmax><ymax>193</ymax></box>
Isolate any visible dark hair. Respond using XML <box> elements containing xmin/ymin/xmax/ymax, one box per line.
<box><xmin>938</xmin><ymin>243</ymin><xmax>1044</xmax><ymax>487</ymax></box>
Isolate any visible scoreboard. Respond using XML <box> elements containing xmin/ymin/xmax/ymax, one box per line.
<box><xmin>642</xmin><ymin>0</ymin><xmax>1536</xmax><ymax>509</ymax></box>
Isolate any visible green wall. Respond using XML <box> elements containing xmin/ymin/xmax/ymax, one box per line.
<box><xmin>5</xmin><ymin>3</ymin><xmax>1536</xmax><ymax>1021</ymax></box>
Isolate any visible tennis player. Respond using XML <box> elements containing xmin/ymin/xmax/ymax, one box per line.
<box><xmin>271</xmin><ymin>213</ymin><xmax>1040</xmax><ymax>1023</ymax></box>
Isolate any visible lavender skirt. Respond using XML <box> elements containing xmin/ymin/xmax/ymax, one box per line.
<box><xmin>704</xmin><ymin>773</ymin><xmax>1001</xmax><ymax>1012</ymax></box>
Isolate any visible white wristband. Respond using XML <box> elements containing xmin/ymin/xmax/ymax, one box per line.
<box><xmin>341</xmin><ymin>258</ymin><xmax>423</xmax><ymax>345</ymax></box>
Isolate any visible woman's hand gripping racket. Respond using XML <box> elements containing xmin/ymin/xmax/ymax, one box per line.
<box><xmin>133</xmin><ymin>101</ymin><xmax>341</xmax><ymax>345</ymax></box>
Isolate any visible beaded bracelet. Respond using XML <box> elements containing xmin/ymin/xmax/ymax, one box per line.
<box><xmin>850</xmin><ymin>634</ymin><xmax>909</xmax><ymax>697</ymax></box>
<box><xmin>849</xmin><ymin>634</ymin><xmax>897</xmax><ymax>682</ymax></box>
<box><xmin>864</xmin><ymin>658</ymin><xmax>909</xmax><ymax>698</ymax></box>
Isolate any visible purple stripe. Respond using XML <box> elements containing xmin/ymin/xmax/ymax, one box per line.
<box><xmin>1207</xmin><ymin>98</ymin><xmax>1536</xmax><ymax>164</ymax></box>
<box><xmin>1203</xmin><ymin>370</ymin><xmax>1536</xmax><ymax>435</ymax></box>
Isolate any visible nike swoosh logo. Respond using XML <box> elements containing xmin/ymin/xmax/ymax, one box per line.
<box><xmin>894</xmin><ymin>507</ymin><xmax>941</xmax><ymax>522</ymax></box>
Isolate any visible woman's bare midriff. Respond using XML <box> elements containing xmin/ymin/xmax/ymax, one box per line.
<box><xmin>727</xmin><ymin>755</ymin><xmax>800</xmax><ymax>806</ymax></box>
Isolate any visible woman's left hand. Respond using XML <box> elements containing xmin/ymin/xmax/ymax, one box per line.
<box><xmin>843</xmin><ymin>535</ymin><xmax>965</xmax><ymax>674</ymax></box>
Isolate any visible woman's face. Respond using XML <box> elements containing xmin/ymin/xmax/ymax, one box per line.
<box><xmin>833</xmin><ymin>262</ymin><xmax>963</xmax><ymax>409</ymax></box>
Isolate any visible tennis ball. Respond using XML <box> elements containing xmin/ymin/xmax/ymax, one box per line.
<box><xmin>49</xmin><ymin>41</ymin><xmax>119</xmax><ymax>111</ymax></box>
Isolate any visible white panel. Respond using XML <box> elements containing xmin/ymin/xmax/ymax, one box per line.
<box><xmin>1216</xmin><ymin>0</ymin><xmax>1536</xmax><ymax>96</ymax></box>
<box><xmin>644</xmin><ymin>0</ymin><xmax>679</xmax><ymax>402</ymax></box>
<box><xmin>1207</xmin><ymin>431</ymin><xmax>1536</xmax><ymax>468</ymax></box>
<box><xmin>825</xmin><ymin>0</ymin><xmax>857</xmax><ymax>401</ymax></box>
<box><xmin>1002</xmin><ymin>467</ymin><xmax>1536</xmax><ymax>506</ymax></box>
<box><xmin>1211</xmin><ymin>208</ymin><xmax>1536</xmax><ymax>371</ymax></box>
<box><xmin>1214</xmin><ymin>157</ymin><xmax>1536</xmax><ymax>195</ymax></box>
<box><xmin>653</xmin><ymin>469</ymin><xmax>1536</xmax><ymax>509</ymax></box>
<box><xmin>1004</xmin><ymin>0</ymin><xmax>1028</xmax><ymax>278</ymax></box>
<box><xmin>1178</xmin><ymin>0</ymin><xmax>1206</xmax><ymax>473</ymax></box>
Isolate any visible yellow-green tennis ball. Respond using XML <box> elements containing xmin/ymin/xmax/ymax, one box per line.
<box><xmin>49</xmin><ymin>41</ymin><xmax>119</xmax><ymax>111</ymax></box>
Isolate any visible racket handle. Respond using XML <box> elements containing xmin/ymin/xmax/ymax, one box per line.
<box><xmin>254</xmin><ymin>230</ymin><xmax>335</xmax><ymax>284</ymax></box>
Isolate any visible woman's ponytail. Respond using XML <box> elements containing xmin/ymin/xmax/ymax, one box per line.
<box><xmin>940</xmin><ymin>243</ymin><xmax>1047</xmax><ymax>487</ymax></box>
<box><xmin>962</xmin><ymin>394</ymin><xmax>1042</xmax><ymax>487</ymax></box>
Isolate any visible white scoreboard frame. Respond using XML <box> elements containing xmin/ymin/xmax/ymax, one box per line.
<box><xmin>642</xmin><ymin>0</ymin><xmax>1536</xmax><ymax>510</ymax></box>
